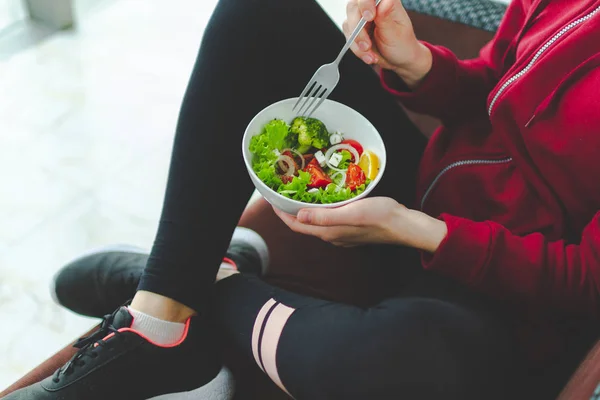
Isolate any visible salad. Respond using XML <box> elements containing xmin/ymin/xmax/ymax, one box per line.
<box><xmin>249</xmin><ymin>116</ymin><xmax>380</xmax><ymax>204</ymax></box>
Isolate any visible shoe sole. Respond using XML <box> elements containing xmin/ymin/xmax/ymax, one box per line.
<box><xmin>49</xmin><ymin>244</ymin><xmax>148</xmax><ymax>307</ymax></box>
<box><xmin>147</xmin><ymin>365</ymin><xmax>235</xmax><ymax>400</ymax></box>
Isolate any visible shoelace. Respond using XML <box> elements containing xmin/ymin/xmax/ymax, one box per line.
<box><xmin>52</xmin><ymin>312</ymin><xmax>123</xmax><ymax>383</ymax></box>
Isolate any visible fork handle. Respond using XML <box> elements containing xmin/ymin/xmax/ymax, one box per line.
<box><xmin>334</xmin><ymin>0</ymin><xmax>383</xmax><ymax>65</ymax></box>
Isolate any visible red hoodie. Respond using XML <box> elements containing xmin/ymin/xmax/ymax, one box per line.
<box><xmin>382</xmin><ymin>0</ymin><xmax>600</xmax><ymax>361</ymax></box>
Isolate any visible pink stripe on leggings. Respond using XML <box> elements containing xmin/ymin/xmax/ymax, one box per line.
<box><xmin>260</xmin><ymin>303</ymin><xmax>296</xmax><ymax>397</ymax></box>
<box><xmin>251</xmin><ymin>298</ymin><xmax>277</xmax><ymax>372</ymax></box>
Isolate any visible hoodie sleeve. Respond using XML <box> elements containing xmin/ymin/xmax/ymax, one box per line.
<box><xmin>380</xmin><ymin>0</ymin><xmax>527</xmax><ymax>126</ymax></box>
<box><xmin>422</xmin><ymin>213</ymin><xmax>600</xmax><ymax>318</ymax></box>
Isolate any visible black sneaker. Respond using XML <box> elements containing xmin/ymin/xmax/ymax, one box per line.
<box><xmin>51</xmin><ymin>244</ymin><xmax>148</xmax><ymax>318</ymax></box>
<box><xmin>223</xmin><ymin>227</ymin><xmax>269</xmax><ymax>276</ymax></box>
<box><xmin>1</xmin><ymin>307</ymin><xmax>235</xmax><ymax>400</ymax></box>
<box><xmin>52</xmin><ymin>228</ymin><xmax>269</xmax><ymax>318</ymax></box>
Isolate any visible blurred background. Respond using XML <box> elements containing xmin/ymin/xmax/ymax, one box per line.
<box><xmin>0</xmin><ymin>0</ymin><xmax>509</xmax><ymax>390</ymax></box>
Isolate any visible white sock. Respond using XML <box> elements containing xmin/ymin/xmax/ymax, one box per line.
<box><xmin>216</xmin><ymin>260</ymin><xmax>239</xmax><ymax>282</ymax></box>
<box><xmin>127</xmin><ymin>306</ymin><xmax>186</xmax><ymax>346</ymax></box>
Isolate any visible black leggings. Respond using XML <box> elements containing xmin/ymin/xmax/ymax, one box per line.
<box><xmin>137</xmin><ymin>0</ymin><xmax>522</xmax><ymax>398</ymax></box>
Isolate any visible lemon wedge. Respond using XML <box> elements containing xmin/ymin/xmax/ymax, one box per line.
<box><xmin>358</xmin><ymin>150</ymin><xmax>379</xmax><ymax>180</ymax></box>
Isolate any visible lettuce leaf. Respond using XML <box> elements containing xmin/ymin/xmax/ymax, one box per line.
<box><xmin>277</xmin><ymin>171</ymin><xmax>319</xmax><ymax>203</ymax></box>
<box><xmin>264</xmin><ymin>119</ymin><xmax>291</xmax><ymax>150</ymax></box>
<box><xmin>277</xmin><ymin>178</ymin><xmax>367</xmax><ymax>204</ymax></box>
<box><xmin>249</xmin><ymin>132</ymin><xmax>275</xmax><ymax>161</ymax></box>
<box><xmin>318</xmin><ymin>183</ymin><xmax>366</xmax><ymax>204</ymax></box>
<box><xmin>337</xmin><ymin>150</ymin><xmax>353</xmax><ymax>170</ymax></box>
<box><xmin>250</xmin><ymin>119</ymin><xmax>292</xmax><ymax>160</ymax></box>
<box><xmin>253</xmin><ymin>159</ymin><xmax>282</xmax><ymax>189</ymax></box>
<box><xmin>250</xmin><ymin>119</ymin><xmax>292</xmax><ymax>191</ymax></box>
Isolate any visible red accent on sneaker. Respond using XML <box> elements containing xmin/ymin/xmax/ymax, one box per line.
<box><xmin>118</xmin><ymin>318</ymin><xmax>191</xmax><ymax>348</ymax></box>
<box><xmin>95</xmin><ymin>313</ymin><xmax>192</xmax><ymax>348</ymax></box>
<box><xmin>222</xmin><ymin>257</ymin><xmax>238</xmax><ymax>271</ymax></box>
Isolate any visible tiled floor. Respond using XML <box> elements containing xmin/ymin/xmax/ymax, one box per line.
<box><xmin>0</xmin><ymin>0</ymin><xmax>347</xmax><ymax>390</ymax></box>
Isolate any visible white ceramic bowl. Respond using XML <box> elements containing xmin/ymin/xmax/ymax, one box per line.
<box><xmin>242</xmin><ymin>98</ymin><xmax>387</xmax><ymax>215</ymax></box>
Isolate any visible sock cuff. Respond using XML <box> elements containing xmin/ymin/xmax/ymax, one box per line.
<box><xmin>127</xmin><ymin>306</ymin><xmax>186</xmax><ymax>345</ymax></box>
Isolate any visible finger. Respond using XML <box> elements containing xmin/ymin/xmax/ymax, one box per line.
<box><xmin>365</xmin><ymin>46</ymin><xmax>382</xmax><ymax>65</ymax></box>
<box><xmin>284</xmin><ymin>216</ymin><xmax>342</xmax><ymax>239</ymax></box>
<box><xmin>297</xmin><ymin>205</ymin><xmax>363</xmax><ymax>227</ymax></box>
<box><xmin>346</xmin><ymin>0</ymin><xmax>372</xmax><ymax>55</ymax></box>
<box><xmin>272</xmin><ymin>206</ymin><xmax>330</xmax><ymax>237</ymax></box>
<box><xmin>273</xmin><ymin>206</ymin><xmax>356</xmax><ymax>242</ymax></box>
<box><xmin>357</xmin><ymin>0</ymin><xmax>376</xmax><ymax>21</ymax></box>
<box><xmin>343</xmin><ymin>21</ymin><xmax>377</xmax><ymax>64</ymax></box>
<box><xmin>374</xmin><ymin>0</ymin><xmax>410</xmax><ymax>31</ymax></box>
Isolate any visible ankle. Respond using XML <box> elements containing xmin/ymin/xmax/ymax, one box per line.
<box><xmin>130</xmin><ymin>291</ymin><xmax>196</xmax><ymax>323</ymax></box>
<box><xmin>215</xmin><ymin>259</ymin><xmax>240</xmax><ymax>282</ymax></box>
<box><xmin>216</xmin><ymin>268</ymin><xmax>239</xmax><ymax>282</ymax></box>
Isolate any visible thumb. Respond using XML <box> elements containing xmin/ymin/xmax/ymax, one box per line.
<box><xmin>374</xmin><ymin>0</ymin><xmax>411</xmax><ymax>31</ymax></box>
<box><xmin>297</xmin><ymin>206</ymin><xmax>358</xmax><ymax>227</ymax></box>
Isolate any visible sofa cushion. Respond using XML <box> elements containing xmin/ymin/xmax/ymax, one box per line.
<box><xmin>404</xmin><ymin>0</ymin><xmax>508</xmax><ymax>32</ymax></box>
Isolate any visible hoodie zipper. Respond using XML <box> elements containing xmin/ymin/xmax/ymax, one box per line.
<box><xmin>420</xmin><ymin>6</ymin><xmax>600</xmax><ymax>211</ymax></box>
<box><xmin>488</xmin><ymin>5</ymin><xmax>600</xmax><ymax>116</ymax></box>
<box><xmin>420</xmin><ymin>158</ymin><xmax>513</xmax><ymax>210</ymax></box>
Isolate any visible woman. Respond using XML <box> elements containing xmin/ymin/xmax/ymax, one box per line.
<box><xmin>4</xmin><ymin>0</ymin><xmax>600</xmax><ymax>399</ymax></box>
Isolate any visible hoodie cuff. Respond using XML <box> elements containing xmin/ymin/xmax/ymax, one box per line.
<box><xmin>380</xmin><ymin>42</ymin><xmax>459</xmax><ymax>114</ymax></box>
<box><xmin>421</xmin><ymin>214</ymin><xmax>493</xmax><ymax>284</ymax></box>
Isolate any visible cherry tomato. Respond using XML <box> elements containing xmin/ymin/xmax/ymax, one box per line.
<box><xmin>345</xmin><ymin>163</ymin><xmax>366</xmax><ymax>191</ymax></box>
<box><xmin>304</xmin><ymin>159</ymin><xmax>332</xmax><ymax>189</ymax></box>
<box><xmin>340</xmin><ymin>139</ymin><xmax>364</xmax><ymax>161</ymax></box>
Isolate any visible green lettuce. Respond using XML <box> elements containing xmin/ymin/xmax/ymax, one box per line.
<box><xmin>277</xmin><ymin>173</ymin><xmax>367</xmax><ymax>204</ymax></box>
<box><xmin>317</xmin><ymin>182</ymin><xmax>367</xmax><ymax>203</ymax></box>
<box><xmin>250</xmin><ymin>119</ymin><xmax>293</xmax><ymax>191</ymax></box>
<box><xmin>337</xmin><ymin>150</ymin><xmax>353</xmax><ymax>170</ymax></box>
<box><xmin>277</xmin><ymin>171</ymin><xmax>320</xmax><ymax>203</ymax></box>
<box><xmin>264</xmin><ymin>119</ymin><xmax>292</xmax><ymax>149</ymax></box>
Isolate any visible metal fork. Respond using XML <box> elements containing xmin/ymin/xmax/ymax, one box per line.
<box><xmin>293</xmin><ymin>0</ymin><xmax>382</xmax><ymax>117</ymax></box>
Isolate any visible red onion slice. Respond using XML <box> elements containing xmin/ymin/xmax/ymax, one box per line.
<box><xmin>325</xmin><ymin>144</ymin><xmax>360</xmax><ymax>172</ymax></box>
<box><xmin>329</xmin><ymin>171</ymin><xmax>347</xmax><ymax>187</ymax></box>
<box><xmin>276</xmin><ymin>155</ymin><xmax>296</xmax><ymax>177</ymax></box>
<box><xmin>281</xmin><ymin>148</ymin><xmax>306</xmax><ymax>170</ymax></box>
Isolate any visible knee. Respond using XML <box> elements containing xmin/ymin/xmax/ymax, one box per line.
<box><xmin>208</xmin><ymin>0</ymin><xmax>319</xmax><ymax>34</ymax></box>
<box><xmin>211</xmin><ymin>0</ymin><xmax>291</xmax><ymax>19</ymax></box>
<box><xmin>204</xmin><ymin>0</ymin><xmax>286</xmax><ymax>53</ymax></box>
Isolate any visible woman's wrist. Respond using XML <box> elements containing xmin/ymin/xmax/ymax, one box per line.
<box><xmin>392</xmin><ymin>43</ymin><xmax>433</xmax><ymax>90</ymax></box>
<box><xmin>390</xmin><ymin>207</ymin><xmax>448</xmax><ymax>253</ymax></box>
<box><xmin>418</xmin><ymin>214</ymin><xmax>448</xmax><ymax>253</ymax></box>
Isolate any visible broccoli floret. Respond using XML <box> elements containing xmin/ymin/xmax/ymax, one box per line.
<box><xmin>296</xmin><ymin>144</ymin><xmax>312</xmax><ymax>154</ymax></box>
<box><xmin>290</xmin><ymin>117</ymin><xmax>330</xmax><ymax>152</ymax></box>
